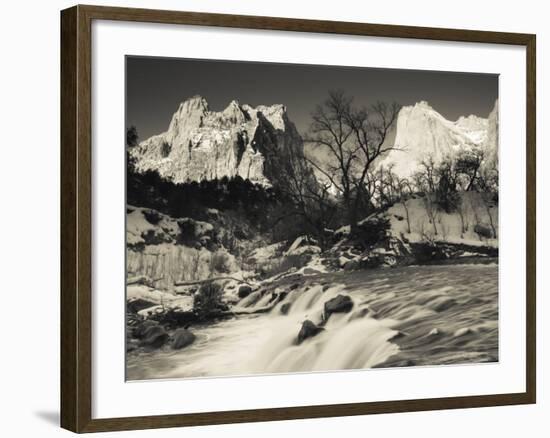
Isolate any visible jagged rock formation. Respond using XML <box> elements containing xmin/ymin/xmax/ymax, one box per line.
<box><xmin>131</xmin><ymin>96</ymin><xmax>308</xmax><ymax>186</ymax></box>
<box><xmin>381</xmin><ymin>100</ymin><xmax>499</xmax><ymax>177</ymax></box>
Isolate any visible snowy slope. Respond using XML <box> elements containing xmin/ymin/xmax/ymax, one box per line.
<box><xmin>386</xmin><ymin>191</ymin><xmax>498</xmax><ymax>248</ymax></box>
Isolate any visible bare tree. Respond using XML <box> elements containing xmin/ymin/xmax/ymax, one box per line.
<box><xmin>396</xmin><ymin>177</ymin><xmax>413</xmax><ymax>234</ymax></box>
<box><xmin>374</xmin><ymin>165</ymin><xmax>399</xmax><ymax>208</ymax></box>
<box><xmin>277</xmin><ymin>144</ymin><xmax>337</xmax><ymax>249</ymax></box>
<box><xmin>423</xmin><ymin>193</ymin><xmax>439</xmax><ymax>236</ymax></box>
<box><xmin>414</xmin><ymin>156</ymin><xmax>437</xmax><ymax>193</ymax></box>
<box><xmin>371</xmin><ymin>165</ymin><xmax>414</xmax><ymax>234</ymax></box>
<box><xmin>306</xmin><ymin>90</ymin><xmax>400</xmax><ymax>232</ymax></box>
<box><xmin>455</xmin><ymin>148</ymin><xmax>484</xmax><ymax>191</ymax></box>
<box><xmin>456</xmin><ymin>196</ymin><xmax>469</xmax><ymax>237</ymax></box>
<box><xmin>478</xmin><ymin>160</ymin><xmax>499</xmax><ymax>194</ymax></box>
<box><xmin>481</xmin><ymin>192</ymin><xmax>498</xmax><ymax>238</ymax></box>
<box><xmin>434</xmin><ymin>158</ymin><xmax>460</xmax><ymax>213</ymax></box>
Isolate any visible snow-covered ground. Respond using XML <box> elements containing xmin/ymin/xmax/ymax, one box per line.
<box><xmin>127</xmin><ymin>284</ymin><xmax>193</xmax><ymax>315</ymax></box>
<box><xmin>385</xmin><ymin>191</ymin><xmax>498</xmax><ymax>247</ymax></box>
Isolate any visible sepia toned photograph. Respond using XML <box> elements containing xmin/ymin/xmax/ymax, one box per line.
<box><xmin>125</xmin><ymin>56</ymin><xmax>499</xmax><ymax>381</ymax></box>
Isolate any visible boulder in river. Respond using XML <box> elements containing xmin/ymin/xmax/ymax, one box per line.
<box><xmin>139</xmin><ymin>324</ymin><xmax>169</xmax><ymax>349</ymax></box>
<box><xmin>172</xmin><ymin>328</ymin><xmax>196</xmax><ymax>350</ymax></box>
<box><xmin>280</xmin><ymin>303</ymin><xmax>292</xmax><ymax>315</ymax></box>
<box><xmin>296</xmin><ymin>320</ymin><xmax>324</xmax><ymax>344</ymax></box>
<box><xmin>150</xmin><ymin>308</ymin><xmax>197</xmax><ymax>329</ymax></box>
<box><xmin>127</xmin><ymin>298</ymin><xmax>157</xmax><ymax>314</ymax></box>
<box><xmin>453</xmin><ymin>327</ymin><xmax>475</xmax><ymax>337</ymax></box>
<box><xmin>132</xmin><ymin>319</ymin><xmax>159</xmax><ymax>339</ymax></box>
<box><xmin>343</xmin><ymin>259</ymin><xmax>360</xmax><ymax>271</ymax></box>
<box><xmin>360</xmin><ymin>254</ymin><xmax>384</xmax><ymax>269</ymax></box>
<box><xmin>388</xmin><ymin>330</ymin><xmax>407</xmax><ymax>341</ymax></box>
<box><xmin>238</xmin><ymin>285</ymin><xmax>253</xmax><ymax>298</ymax></box>
<box><xmin>126</xmin><ymin>338</ymin><xmax>140</xmax><ymax>353</ymax></box>
<box><xmin>324</xmin><ymin>295</ymin><xmax>353</xmax><ymax>320</ymax></box>
<box><xmin>427</xmin><ymin>327</ymin><xmax>442</xmax><ymax>337</ymax></box>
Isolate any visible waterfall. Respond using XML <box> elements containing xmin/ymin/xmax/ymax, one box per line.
<box><xmin>242</xmin><ymin>284</ymin><xmax>399</xmax><ymax>374</ymax></box>
<box><xmin>135</xmin><ymin>283</ymin><xmax>400</xmax><ymax>379</ymax></box>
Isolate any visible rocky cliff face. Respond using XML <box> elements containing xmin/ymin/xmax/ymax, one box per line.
<box><xmin>483</xmin><ymin>100</ymin><xmax>499</xmax><ymax>172</ymax></box>
<box><xmin>126</xmin><ymin>206</ymin><xmax>250</xmax><ymax>291</ymax></box>
<box><xmin>131</xmin><ymin>96</ymin><xmax>307</xmax><ymax>186</ymax></box>
<box><xmin>382</xmin><ymin>100</ymin><xmax>498</xmax><ymax>177</ymax></box>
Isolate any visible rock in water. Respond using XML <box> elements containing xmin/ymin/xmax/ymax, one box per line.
<box><xmin>324</xmin><ymin>295</ymin><xmax>354</xmax><ymax>320</ymax></box>
<box><xmin>427</xmin><ymin>328</ymin><xmax>442</xmax><ymax>337</ymax></box>
<box><xmin>172</xmin><ymin>328</ymin><xmax>196</xmax><ymax>350</ymax></box>
<box><xmin>139</xmin><ymin>324</ymin><xmax>169</xmax><ymax>349</ymax></box>
<box><xmin>132</xmin><ymin>319</ymin><xmax>159</xmax><ymax>339</ymax></box>
<box><xmin>343</xmin><ymin>259</ymin><xmax>359</xmax><ymax>271</ymax></box>
<box><xmin>238</xmin><ymin>285</ymin><xmax>253</xmax><ymax>299</ymax></box>
<box><xmin>453</xmin><ymin>327</ymin><xmax>474</xmax><ymax>337</ymax></box>
<box><xmin>280</xmin><ymin>303</ymin><xmax>292</xmax><ymax>315</ymax></box>
<box><xmin>389</xmin><ymin>331</ymin><xmax>407</xmax><ymax>341</ymax></box>
<box><xmin>127</xmin><ymin>298</ymin><xmax>157</xmax><ymax>314</ymax></box>
<box><xmin>126</xmin><ymin>338</ymin><xmax>140</xmax><ymax>353</ymax></box>
<box><xmin>296</xmin><ymin>320</ymin><xmax>324</xmax><ymax>344</ymax></box>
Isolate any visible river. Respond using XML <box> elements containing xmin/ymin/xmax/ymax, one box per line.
<box><xmin>126</xmin><ymin>262</ymin><xmax>498</xmax><ymax>380</ymax></box>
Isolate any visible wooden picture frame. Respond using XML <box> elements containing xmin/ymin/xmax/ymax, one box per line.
<box><xmin>61</xmin><ymin>4</ymin><xmax>536</xmax><ymax>433</ymax></box>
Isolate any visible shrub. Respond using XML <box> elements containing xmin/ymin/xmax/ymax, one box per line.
<box><xmin>193</xmin><ymin>282</ymin><xmax>225</xmax><ymax>317</ymax></box>
<box><xmin>210</xmin><ymin>251</ymin><xmax>231</xmax><ymax>274</ymax></box>
<box><xmin>141</xmin><ymin>229</ymin><xmax>168</xmax><ymax>245</ymax></box>
<box><xmin>176</xmin><ymin>219</ymin><xmax>197</xmax><ymax>246</ymax></box>
<box><xmin>161</xmin><ymin>141</ymin><xmax>172</xmax><ymax>157</ymax></box>
<box><xmin>474</xmin><ymin>223</ymin><xmax>494</xmax><ymax>239</ymax></box>
<box><xmin>434</xmin><ymin>160</ymin><xmax>460</xmax><ymax>213</ymax></box>
<box><xmin>434</xmin><ymin>169</ymin><xmax>460</xmax><ymax>213</ymax></box>
<box><xmin>410</xmin><ymin>242</ymin><xmax>447</xmax><ymax>264</ymax></box>
<box><xmin>353</xmin><ymin>216</ymin><xmax>390</xmax><ymax>249</ymax></box>
<box><xmin>142</xmin><ymin>209</ymin><xmax>162</xmax><ymax>225</ymax></box>
<box><xmin>436</xmin><ymin>188</ymin><xmax>460</xmax><ymax>213</ymax></box>
<box><xmin>238</xmin><ymin>285</ymin><xmax>252</xmax><ymax>298</ymax></box>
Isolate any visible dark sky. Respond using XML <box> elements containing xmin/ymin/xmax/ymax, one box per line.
<box><xmin>126</xmin><ymin>56</ymin><xmax>498</xmax><ymax>141</ymax></box>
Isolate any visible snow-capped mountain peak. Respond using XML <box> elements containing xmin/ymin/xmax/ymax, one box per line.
<box><xmin>131</xmin><ymin>96</ymin><xmax>307</xmax><ymax>186</ymax></box>
<box><xmin>381</xmin><ymin>100</ymin><xmax>498</xmax><ymax>178</ymax></box>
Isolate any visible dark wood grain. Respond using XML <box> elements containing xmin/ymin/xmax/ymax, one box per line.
<box><xmin>525</xmin><ymin>34</ymin><xmax>537</xmax><ymax>404</ymax></box>
<box><xmin>60</xmin><ymin>4</ymin><xmax>537</xmax><ymax>433</ymax></box>
<box><xmin>79</xmin><ymin>4</ymin><xmax>535</xmax><ymax>45</ymax></box>
<box><xmin>60</xmin><ymin>5</ymin><xmax>78</xmax><ymax>432</ymax></box>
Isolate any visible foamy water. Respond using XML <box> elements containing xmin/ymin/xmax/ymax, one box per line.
<box><xmin>126</xmin><ymin>263</ymin><xmax>498</xmax><ymax>380</ymax></box>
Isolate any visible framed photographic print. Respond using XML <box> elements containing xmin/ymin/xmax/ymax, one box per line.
<box><xmin>60</xmin><ymin>4</ymin><xmax>536</xmax><ymax>433</ymax></box>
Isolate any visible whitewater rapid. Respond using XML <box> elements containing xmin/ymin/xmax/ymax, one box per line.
<box><xmin>126</xmin><ymin>263</ymin><xmax>498</xmax><ymax>380</ymax></box>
